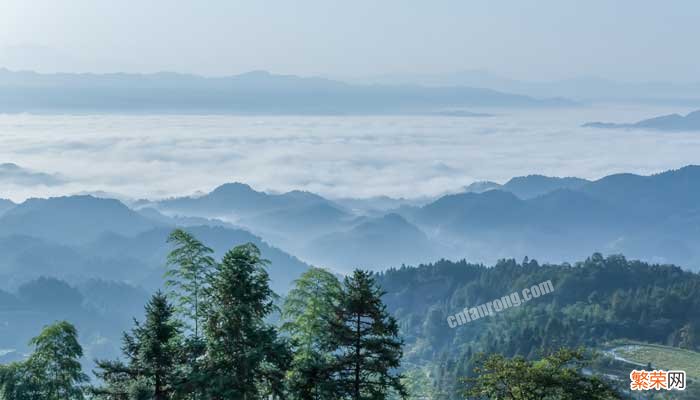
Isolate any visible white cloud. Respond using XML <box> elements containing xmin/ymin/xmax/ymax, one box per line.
<box><xmin>1</xmin><ymin>105</ymin><xmax>699</xmax><ymax>203</ymax></box>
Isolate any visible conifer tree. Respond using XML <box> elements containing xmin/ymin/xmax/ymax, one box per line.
<box><xmin>328</xmin><ymin>270</ymin><xmax>406</xmax><ymax>400</ymax></box>
<box><xmin>93</xmin><ymin>292</ymin><xmax>182</xmax><ymax>400</ymax></box>
<box><xmin>201</xmin><ymin>243</ymin><xmax>290</xmax><ymax>400</ymax></box>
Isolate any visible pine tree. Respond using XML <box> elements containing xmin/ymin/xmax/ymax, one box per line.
<box><xmin>282</xmin><ymin>267</ymin><xmax>343</xmax><ymax>400</ymax></box>
<box><xmin>328</xmin><ymin>270</ymin><xmax>406</xmax><ymax>400</ymax></box>
<box><xmin>201</xmin><ymin>243</ymin><xmax>290</xmax><ymax>400</ymax></box>
<box><xmin>93</xmin><ymin>291</ymin><xmax>182</xmax><ymax>400</ymax></box>
<box><xmin>138</xmin><ymin>292</ymin><xmax>181</xmax><ymax>400</ymax></box>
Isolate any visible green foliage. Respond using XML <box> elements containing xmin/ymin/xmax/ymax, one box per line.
<box><xmin>92</xmin><ymin>291</ymin><xmax>182</xmax><ymax>400</ymax></box>
<box><xmin>678</xmin><ymin>322</ymin><xmax>700</xmax><ymax>351</ymax></box>
<box><xmin>398</xmin><ymin>367</ymin><xmax>438</xmax><ymax>400</ymax></box>
<box><xmin>375</xmin><ymin>253</ymin><xmax>700</xmax><ymax>398</ymax></box>
<box><xmin>464</xmin><ymin>349</ymin><xmax>621</xmax><ymax>400</ymax></box>
<box><xmin>93</xmin><ymin>236</ymin><xmax>294</xmax><ymax>399</ymax></box>
<box><xmin>201</xmin><ymin>243</ymin><xmax>291</xmax><ymax>399</ymax></box>
<box><xmin>611</xmin><ymin>343</ymin><xmax>700</xmax><ymax>380</ymax></box>
<box><xmin>0</xmin><ymin>321</ymin><xmax>87</xmax><ymax>400</ymax></box>
<box><xmin>328</xmin><ymin>270</ymin><xmax>406</xmax><ymax>400</ymax></box>
<box><xmin>165</xmin><ymin>228</ymin><xmax>216</xmax><ymax>339</ymax></box>
<box><xmin>282</xmin><ymin>267</ymin><xmax>343</xmax><ymax>400</ymax></box>
<box><xmin>0</xmin><ymin>362</ymin><xmax>40</xmax><ymax>400</ymax></box>
<box><xmin>11</xmin><ymin>231</ymin><xmax>678</xmax><ymax>400</ymax></box>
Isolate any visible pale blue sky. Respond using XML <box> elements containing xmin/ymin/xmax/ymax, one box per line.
<box><xmin>1</xmin><ymin>0</ymin><xmax>698</xmax><ymax>82</ymax></box>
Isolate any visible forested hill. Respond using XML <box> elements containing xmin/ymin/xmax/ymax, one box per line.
<box><xmin>375</xmin><ymin>253</ymin><xmax>700</xmax><ymax>397</ymax></box>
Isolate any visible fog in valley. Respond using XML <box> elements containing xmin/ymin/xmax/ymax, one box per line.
<box><xmin>2</xmin><ymin>2</ymin><xmax>700</xmax><ymax>398</ymax></box>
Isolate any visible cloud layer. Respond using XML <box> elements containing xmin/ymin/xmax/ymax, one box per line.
<box><xmin>1</xmin><ymin>105</ymin><xmax>699</xmax><ymax>203</ymax></box>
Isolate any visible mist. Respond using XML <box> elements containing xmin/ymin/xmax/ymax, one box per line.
<box><xmin>2</xmin><ymin>104</ymin><xmax>699</xmax><ymax>203</ymax></box>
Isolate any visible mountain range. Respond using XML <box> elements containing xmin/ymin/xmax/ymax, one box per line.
<box><xmin>148</xmin><ymin>183</ymin><xmax>434</xmax><ymax>269</ymax></box>
<box><xmin>2</xmin><ymin>165</ymin><xmax>699</xmax><ymax>295</ymax></box>
<box><xmin>463</xmin><ymin>175</ymin><xmax>590</xmax><ymax>199</ymax></box>
<box><xmin>0</xmin><ymin>68</ymin><xmax>574</xmax><ymax>114</ymax></box>
<box><xmin>138</xmin><ymin>165</ymin><xmax>700</xmax><ymax>273</ymax></box>
<box><xmin>0</xmin><ymin>195</ymin><xmax>308</xmax><ymax>293</ymax></box>
<box><xmin>305</xmin><ymin>213</ymin><xmax>438</xmax><ymax>270</ymax></box>
<box><xmin>404</xmin><ymin>166</ymin><xmax>700</xmax><ymax>266</ymax></box>
<box><xmin>583</xmin><ymin>109</ymin><xmax>700</xmax><ymax>131</ymax></box>
<box><xmin>353</xmin><ymin>70</ymin><xmax>700</xmax><ymax>105</ymax></box>
<box><xmin>2</xmin><ymin>166</ymin><xmax>700</xmax><ymax>371</ymax></box>
<box><xmin>0</xmin><ymin>196</ymin><xmax>157</xmax><ymax>244</ymax></box>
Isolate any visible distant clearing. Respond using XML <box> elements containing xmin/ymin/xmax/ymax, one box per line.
<box><xmin>610</xmin><ymin>343</ymin><xmax>700</xmax><ymax>380</ymax></box>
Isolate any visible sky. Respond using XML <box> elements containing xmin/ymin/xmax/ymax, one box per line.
<box><xmin>1</xmin><ymin>0</ymin><xmax>699</xmax><ymax>82</ymax></box>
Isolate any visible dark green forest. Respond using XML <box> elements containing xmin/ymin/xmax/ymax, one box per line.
<box><xmin>1</xmin><ymin>230</ymin><xmax>406</xmax><ymax>400</ymax></box>
<box><xmin>2</xmin><ymin>230</ymin><xmax>699</xmax><ymax>399</ymax></box>
<box><xmin>377</xmin><ymin>254</ymin><xmax>700</xmax><ymax>398</ymax></box>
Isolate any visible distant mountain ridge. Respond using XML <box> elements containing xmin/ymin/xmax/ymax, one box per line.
<box><xmin>2</xmin><ymin>165</ymin><xmax>699</xmax><ymax>286</ymax></box>
<box><xmin>0</xmin><ymin>199</ymin><xmax>14</xmax><ymax>216</ymax></box>
<box><xmin>0</xmin><ymin>163</ymin><xmax>64</xmax><ymax>186</ymax></box>
<box><xmin>0</xmin><ymin>195</ymin><xmax>309</xmax><ymax>293</ymax></box>
<box><xmin>584</xmin><ymin>110</ymin><xmax>700</xmax><ymax>131</ymax></box>
<box><xmin>0</xmin><ymin>195</ymin><xmax>158</xmax><ymax>244</ymax></box>
<box><xmin>135</xmin><ymin>166</ymin><xmax>700</xmax><ymax>271</ymax></box>
<box><xmin>408</xmin><ymin>165</ymin><xmax>700</xmax><ymax>266</ymax></box>
<box><xmin>464</xmin><ymin>175</ymin><xmax>590</xmax><ymax>199</ymax></box>
<box><xmin>149</xmin><ymin>166</ymin><xmax>700</xmax><ymax>271</ymax></box>
<box><xmin>305</xmin><ymin>213</ymin><xmax>437</xmax><ymax>270</ymax></box>
<box><xmin>155</xmin><ymin>182</ymin><xmax>336</xmax><ymax>219</ymax></box>
<box><xmin>0</xmin><ymin>68</ymin><xmax>575</xmax><ymax>113</ymax></box>
<box><xmin>355</xmin><ymin>70</ymin><xmax>700</xmax><ymax>104</ymax></box>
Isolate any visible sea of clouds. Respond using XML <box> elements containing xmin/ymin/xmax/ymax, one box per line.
<box><xmin>1</xmin><ymin>104</ymin><xmax>699</xmax><ymax>203</ymax></box>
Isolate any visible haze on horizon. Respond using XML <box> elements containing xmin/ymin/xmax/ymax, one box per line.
<box><xmin>1</xmin><ymin>104</ymin><xmax>699</xmax><ymax>203</ymax></box>
<box><xmin>1</xmin><ymin>0</ymin><xmax>699</xmax><ymax>83</ymax></box>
